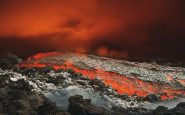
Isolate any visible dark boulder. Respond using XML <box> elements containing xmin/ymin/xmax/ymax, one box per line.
<box><xmin>151</xmin><ymin>102</ymin><xmax>185</xmax><ymax>115</ymax></box>
<box><xmin>143</xmin><ymin>94</ymin><xmax>160</xmax><ymax>102</ymax></box>
<box><xmin>90</xmin><ymin>78</ymin><xmax>106</xmax><ymax>92</ymax></box>
<box><xmin>0</xmin><ymin>53</ymin><xmax>22</xmax><ymax>70</ymax></box>
<box><xmin>37</xmin><ymin>98</ymin><xmax>57</xmax><ymax>115</ymax></box>
<box><xmin>165</xmin><ymin>102</ymin><xmax>185</xmax><ymax>115</ymax></box>
<box><xmin>68</xmin><ymin>95</ymin><xmax>108</xmax><ymax>115</ymax></box>
<box><xmin>0</xmin><ymin>74</ymin><xmax>10</xmax><ymax>88</ymax></box>
<box><xmin>152</xmin><ymin>106</ymin><xmax>168</xmax><ymax>115</ymax></box>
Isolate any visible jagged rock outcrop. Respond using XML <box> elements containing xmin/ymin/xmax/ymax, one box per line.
<box><xmin>0</xmin><ymin>53</ymin><xmax>22</xmax><ymax>70</ymax></box>
<box><xmin>0</xmin><ymin>71</ymin><xmax>57</xmax><ymax>115</ymax></box>
<box><xmin>68</xmin><ymin>95</ymin><xmax>109</xmax><ymax>115</ymax></box>
<box><xmin>140</xmin><ymin>102</ymin><xmax>185</xmax><ymax>115</ymax></box>
<box><xmin>143</xmin><ymin>94</ymin><xmax>160</xmax><ymax>103</ymax></box>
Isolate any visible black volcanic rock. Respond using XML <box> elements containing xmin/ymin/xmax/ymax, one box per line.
<box><xmin>150</xmin><ymin>102</ymin><xmax>185</xmax><ymax>115</ymax></box>
<box><xmin>152</xmin><ymin>106</ymin><xmax>168</xmax><ymax>115</ymax></box>
<box><xmin>90</xmin><ymin>78</ymin><xmax>106</xmax><ymax>91</ymax></box>
<box><xmin>143</xmin><ymin>94</ymin><xmax>160</xmax><ymax>102</ymax></box>
<box><xmin>0</xmin><ymin>53</ymin><xmax>22</xmax><ymax>70</ymax></box>
<box><xmin>68</xmin><ymin>95</ymin><xmax>109</xmax><ymax>115</ymax></box>
<box><xmin>0</xmin><ymin>72</ymin><xmax>57</xmax><ymax>115</ymax></box>
<box><xmin>164</xmin><ymin>102</ymin><xmax>185</xmax><ymax>115</ymax></box>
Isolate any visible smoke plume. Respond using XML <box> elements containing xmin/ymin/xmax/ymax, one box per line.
<box><xmin>0</xmin><ymin>0</ymin><xmax>184</xmax><ymax>59</ymax></box>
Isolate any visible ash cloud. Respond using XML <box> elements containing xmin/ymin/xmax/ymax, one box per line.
<box><xmin>0</xmin><ymin>0</ymin><xmax>185</xmax><ymax>59</ymax></box>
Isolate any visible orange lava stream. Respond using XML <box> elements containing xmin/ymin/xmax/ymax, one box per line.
<box><xmin>26</xmin><ymin>52</ymin><xmax>62</xmax><ymax>63</ymax></box>
<box><xmin>19</xmin><ymin>52</ymin><xmax>185</xmax><ymax>100</ymax></box>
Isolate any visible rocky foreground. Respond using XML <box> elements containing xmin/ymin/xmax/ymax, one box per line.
<box><xmin>0</xmin><ymin>53</ymin><xmax>185</xmax><ymax>115</ymax></box>
<box><xmin>0</xmin><ymin>68</ymin><xmax>185</xmax><ymax>115</ymax></box>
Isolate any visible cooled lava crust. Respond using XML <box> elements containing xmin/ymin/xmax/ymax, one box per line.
<box><xmin>19</xmin><ymin>52</ymin><xmax>185</xmax><ymax>100</ymax></box>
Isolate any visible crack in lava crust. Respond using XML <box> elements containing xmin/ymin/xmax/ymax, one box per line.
<box><xmin>19</xmin><ymin>52</ymin><xmax>185</xmax><ymax>100</ymax></box>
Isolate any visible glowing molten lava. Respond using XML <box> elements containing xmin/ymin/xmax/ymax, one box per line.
<box><xmin>19</xmin><ymin>52</ymin><xmax>185</xmax><ymax>100</ymax></box>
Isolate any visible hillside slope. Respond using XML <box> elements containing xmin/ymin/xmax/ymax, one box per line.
<box><xmin>20</xmin><ymin>52</ymin><xmax>185</xmax><ymax>100</ymax></box>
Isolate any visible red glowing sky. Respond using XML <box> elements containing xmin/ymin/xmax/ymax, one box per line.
<box><xmin>0</xmin><ymin>0</ymin><xmax>185</xmax><ymax>59</ymax></box>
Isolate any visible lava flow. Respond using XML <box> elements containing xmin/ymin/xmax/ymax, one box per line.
<box><xmin>19</xmin><ymin>52</ymin><xmax>185</xmax><ymax>100</ymax></box>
